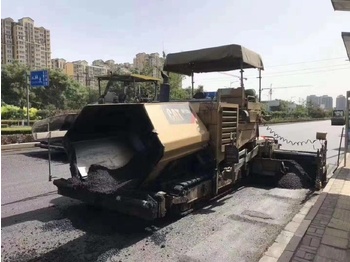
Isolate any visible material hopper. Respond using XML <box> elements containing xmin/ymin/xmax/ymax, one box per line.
<box><xmin>63</xmin><ymin>102</ymin><xmax>210</xmax><ymax>193</ymax></box>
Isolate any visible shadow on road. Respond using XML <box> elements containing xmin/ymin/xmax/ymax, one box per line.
<box><xmin>299</xmin><ymin>189</ymin><xmax>318</xmax><ymax>205</ymax></box>
<box><xmin>331</xmin><ymin>147</ymin><xmax>345</xmax><ymax>151</ymax></box>
<box><xmin>2</xmin><ymin>196</ymin><xmax>181</xmax><ymax>262</ymax></box>
<box><xmin>1</xmin><ymin>167</ymin><xmax>331</xmax><ymax>261</ymax></box>
<box><xmin>328</xmin><ymin>153</ymin><xmax>344</xmax><ymax>160</ymax></box>
<box><xmin>1</xmin><ymin>191</ymin><xmax>58</xmax><ymax>207</ymax></box>
<box><xmin>21</xmin><ymin>150</ymin><xmax>68</xmax><ymax>164</ymax></box>
<box><xmin>1</xmin><ymin>197</ymin><xmax>76</xmax><ymax>227</ymax></box>
<box><xmin>192</xmin><ymin>184</ymin><xmax>248</xmax><ymax>215</ymax></box>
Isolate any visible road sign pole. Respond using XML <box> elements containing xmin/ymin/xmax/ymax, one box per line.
<box><xmin>25</xmin><ymin>73</ymin><xmax>30</xmax><ymax>126</ymax></box>
<box><xmin>29</xmin><ymin>70</ymin><xmax>50</xmax><ymax>127</ymax></box>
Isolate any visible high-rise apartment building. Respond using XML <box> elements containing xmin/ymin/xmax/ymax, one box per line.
<box><xmin>133</xmin><ymin>53</ymin><xmax>149</xmax><ymax>71</ymax></box>
<box><xmin>336</xmin><ymin>95</ymin><xmax>346</xmax><ymax>111</ymax></box>
<box><xmin>133</xmin><ymin>52</ymin><xmax>163</xmax><ymax>78</ymax></box>
<box><xmin>306</xmin><ymin>94</ymin><xmax>333</xmax><ymax>110</ymax></box>
<box><xmin>306</xmin><ymin>95</ymin><xmax>320</xmax><ymax>106</ymax></box>
<box><xmin>320</xmin><ymin>95</ymin><xmax>333</xmax><ymax>110</ymax></box>
<box><xmin>1</xmin><ymin>18</ymin><xmax>15</xmax><ymax>65</ymax></box>
<box><xmin>60</xmin><ymin>60</ymin><xmax>108</xmax><ymax>88</ymax></box>
<box><xmin>51</xmin><ymin>58</ymin><xmax>66</xmax><ymax>70</ymax></box>
<box><xmin>1</xmin><ymin>17</ymin><xmax>51</xmax><ymax>69</ymax></box>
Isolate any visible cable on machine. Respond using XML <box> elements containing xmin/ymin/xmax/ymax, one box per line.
<box><xmin>262</xmin><ymin>122</ymin><xmax>317</xmax><ymax>146</ymax></box>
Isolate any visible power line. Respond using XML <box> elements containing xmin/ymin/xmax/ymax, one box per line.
<box><xmin>261</xmin><ymin>67</ymin><xmax>350</xmax><ymax>78</ymax></box>
<box><xmin>216</xmin><ymin>57</ymin><xmax>348</xmax><ymax>77</ymax></box>
<box><xmin>267</xmin><ymin>57</ymin><xmax>347</xmax><ymax>68</ymax></box>
<box><xmin>187</xmin><ymin>66</ymin><xmax>350</xmax><ymax>82</ymax></box>
<box><xmin>247</xmin><ymin>63</ymin><xmax>349</xmax><ymax>77</ymax></box>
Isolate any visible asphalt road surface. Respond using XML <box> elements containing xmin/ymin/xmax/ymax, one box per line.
<box><xmin>1</xmin><ymin>120</ymin><xmax>344</xmax><ymax>262</ymax></box>
<box><xmin>260</xmin><ymin>120</ymin><xmax>345</xmax><ymax>170</ymax></box>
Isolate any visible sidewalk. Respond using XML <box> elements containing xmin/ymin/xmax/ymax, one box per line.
<box><xmin>276</xmin><ymin>155</ymin><xmax>350</xmax><ymax>262</ymax></box>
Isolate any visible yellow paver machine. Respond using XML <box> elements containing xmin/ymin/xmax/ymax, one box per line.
<box><xmin>53</xmin><ymin>44</ymin><xmax>328</xmax><ymax>220</ymax></box>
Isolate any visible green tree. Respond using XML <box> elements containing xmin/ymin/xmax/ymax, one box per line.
<box><xmin>168</xmin><ymin>72</ymin><xmax>184</xmax><ymax>90</ymax></box>
<box><xmin>1</xmin><ymin>62</ymin><xmax>89</xmax><ymax>110</ymax></box>
<box><xmin>278</xmin><ymin>100</ymin><xmax>289</xmax><ymax>112</ymax></box>
<box><xmin>293</xmin><ymin>105</ymin><xmax>308</xmax><ymax>118</ymax></box>
<box><xmin>87</xmin><ymin>89</ymin><xmax>101</xmax><ymax>104</ymax></box>
<box><xmin>170</xmin><ymin>87</ymin><xmax>191</xmax><ymax>100</ymax></box>
<box><xmin>306</xmin><ymin>101</ymin><xmax>326</xmax><ymax>118</ymax></box>
<box><xmin>168</xmin><ymin>72</ymin><xmax>188</xmax><ymax>100</ymax></box>
<box><xmin>30</xmin><ymin>69</ymin><xmax>89</xmax><ymax>109</ymax></box>
<box><xmin>1</xmin><ymin>61</ymin><xmax>30</xmax><ymax>108</ymax></box>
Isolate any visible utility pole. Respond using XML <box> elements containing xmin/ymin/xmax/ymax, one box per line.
<box><xmin>269</xmin><ymin>84</ymin><xmax>273</xmax><ymax>101</ymax></box>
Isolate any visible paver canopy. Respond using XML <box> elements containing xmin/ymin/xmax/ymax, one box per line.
<box><xmin>96</xmin><ymin>73</ymin><xmax>161</xmax><ymax>83</ymax></box>
<box><xmin>163</xmin><ymin>44</ymin><xmax>264</xmax><ymax>76</ymax></box>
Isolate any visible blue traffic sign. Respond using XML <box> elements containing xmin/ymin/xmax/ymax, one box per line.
<box><xmin>30</xmin><ymin>70</ymin><xmax>50</xmax><ymax>87</ymax></box>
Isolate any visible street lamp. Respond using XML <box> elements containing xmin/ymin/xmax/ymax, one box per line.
<box><xmin>230</xmin><ymin>80</ymin><xmax>240</xmax><ymax>87</ymax></box>
<box><xmin>231</xmin><ymin>74</ymin><xmax>247</xmax><ymax>82</ymax></box>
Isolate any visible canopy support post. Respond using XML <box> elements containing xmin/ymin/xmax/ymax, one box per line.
<box><xmin>258</xmin><ymin>68</ymin><xmax>262</xmax><ymax>102</ymax></box>
<box><xmin>154</xmin><ymin>81</ymin><xmax>157</xmax><ymax>102</ymax></box>
<box><xmin>133</xmin><ymin>78</ymin><xmax>137</xmax><ymax>100</ymax></box>
<box><xmin>98</xmin><ymin>78</ymin><xmax>101</xmax><ymax>97</ymax></box>
<box><xmin>240</xmin><ymin>60</ymin><xmax>244</xmax><ymax>88</ymax></box>
<box><xmin>191</xmin><ymin>71</ymin><xmax>194</xmax><ymax>97</ymax></box>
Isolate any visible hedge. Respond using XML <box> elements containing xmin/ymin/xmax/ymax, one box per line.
<box><xmin>2</xmin><ymin>105</ymin><xmax>81</xmax><ymax>120</ymax></box>
<box><xmin>1</xmin><ymin>127</ymin><xmax>32</xmax><ymax>135</ymax></box>
<box><xmin>1</xmin><ymin>120</ymin><xmax>37</xmax><ymax>126</ymax></box>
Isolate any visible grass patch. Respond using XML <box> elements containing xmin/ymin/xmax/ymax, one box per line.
<box><xmin>1</xmin><ymin>127</ymin><xmax>32</xmax><ymax>135</ymax></box>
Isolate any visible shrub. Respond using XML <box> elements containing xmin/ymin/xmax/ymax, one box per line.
<box><xmin>23</xmin><ymin>107</ymin><xmax>39</xmax><ymax>120</ymax></box>
<box><xmin>36</xmin><ymin>109</ymin><xmax>52</xmax><ymax>120</ymax></box>
<box><xmin>1</xmin><ymin>105</ymin><xmax>40</xmax><ymax>120</ymax></box>
<box><xmin>1</xmin><ymin>105</ymin><xmax>24</xmax><ymax>120</ymax></box>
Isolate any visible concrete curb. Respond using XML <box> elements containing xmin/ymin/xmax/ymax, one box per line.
<box><xmin>258</xmin><ymin>157</ymin><xmax>345</xmax><ymax>262</ymax></box>
<box><xmin>1</xmin><ymin>142</ymin><xmax>40</xmax><ymax>151</ymax></box>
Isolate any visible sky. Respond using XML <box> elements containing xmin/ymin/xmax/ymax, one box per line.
<box><xmin>2</xmin><ymin>0</ymin><xmax>350</xmax><ymax>103</ymax></box>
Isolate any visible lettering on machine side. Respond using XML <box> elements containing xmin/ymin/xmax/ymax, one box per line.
<box><xmin>161</xmin><ymin>104</ymin><xmax>195</xmax><ymax>125</ymax></box>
